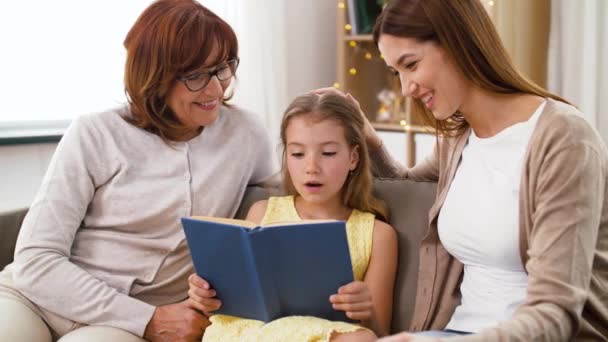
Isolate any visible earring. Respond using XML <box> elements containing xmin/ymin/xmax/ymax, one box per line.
<box><xmin>349</xmin><ymin>169</ymin><xmax>355</xmax><ymax>176</ymax></box>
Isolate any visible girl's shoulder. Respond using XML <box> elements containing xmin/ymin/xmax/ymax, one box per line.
<box><xmin>245</xmin><ymin>199</ymin><xmax>268</xmax><ymax>224</ymax></box>
<box><xmin>373</xmin><ymin>219</ymin><xmax>397</xmax><ymax>239</ymax></box>
<box><xmin>351</xmin><ymin>209</ymin><xmax>397</xmax><ymax>241</ymax></box>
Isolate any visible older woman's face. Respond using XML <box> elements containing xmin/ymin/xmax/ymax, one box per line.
<box><xmin>166</xmin><ymin>48</ymin><xmax>233</xmax><ymax>131</ymax></box>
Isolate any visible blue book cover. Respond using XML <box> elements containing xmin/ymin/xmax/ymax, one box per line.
<box><xmin>181</xmin><ymin>216</ymin><xmax>355</xmax><ymax>323</ymax></box>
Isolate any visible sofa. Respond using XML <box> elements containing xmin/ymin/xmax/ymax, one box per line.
<box><xmin>0</xmin><ymin>178</ymin><xmax>436</xmax><ymax>334</ymax></box>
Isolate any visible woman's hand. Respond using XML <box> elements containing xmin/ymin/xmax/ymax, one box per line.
<box><xmin>187</xmin><ymin>273</ymin><xmax>222</xmax><ymax>316</ymax></box>
<box><xmin>144</xmin><ymin>299</ymin><xmax>210</xmax><ymax>342</ymax></box>
<box><xmin>311</xmin><ymin>87</ymin><xmax>383</xmax><ymax>150</ymax></box>
<box><xmin>329</xmin><ymin>280</ymin><xmax>374</xmax><ymax>321</ymax></box>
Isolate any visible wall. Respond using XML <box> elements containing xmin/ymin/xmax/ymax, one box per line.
<box><xmin>0</xmin><ymin>143</ymin><xmax>57</xmax><ymax>212</ymax></box>
<box><xmin>490</xmin><ymin>0</ymin><xmax>551</xmax><ymax>88</ymax></box>
<box><xmin>284</xmin><ymin>0</ymin><xmax>337</xmax><ymax>100</ymax></box>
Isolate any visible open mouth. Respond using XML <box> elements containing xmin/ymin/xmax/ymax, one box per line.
<box><xmin>305</xmin><ymin>181</ymin><xmax>323</xmax><ymax>188</ymax></box>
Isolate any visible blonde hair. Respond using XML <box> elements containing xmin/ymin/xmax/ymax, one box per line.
<box><xmin>373</xmin><ymin>0</ymin><xmax>570</xmax><ymax>136</ymax></box>
<box><xmin>280</xmin><ymin>93</ymin><xmax>388</xmax><ymax>221</ymax></box>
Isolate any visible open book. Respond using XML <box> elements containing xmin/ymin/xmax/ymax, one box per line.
<box><xmin>181</xmin><ymin>216</ymin><xmax>354</xmax><ymax>323</ymax></box>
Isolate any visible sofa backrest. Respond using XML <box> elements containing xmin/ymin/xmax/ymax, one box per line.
<box><xmin>0</xmin><ymin>208</ymin><xmax>28</xmax><ymax>270</ymax></box>
<box><xmin>373</xmin><ymin>179</ymin><xmax>436</xmax><ymax>333</ymax></box>
<box><xmin>0</xmin><ymin>178</ymin><xmax>436</xmax><ymax>334</ymax></box>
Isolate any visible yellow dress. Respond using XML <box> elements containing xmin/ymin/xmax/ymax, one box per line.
<box><xmin>202</xmin><ymin>196</ymin><xmax>375</xmax><ymax>342</ymax></box>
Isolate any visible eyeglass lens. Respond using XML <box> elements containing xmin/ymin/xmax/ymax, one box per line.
<box><xmin>185</xmin><ymin>59</ymin><xmax>238</xmax><ymax>91</ymax></box>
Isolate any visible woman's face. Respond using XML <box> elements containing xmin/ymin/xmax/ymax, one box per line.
<box><xmin>166</xmin><ymin>51</ymin><xmax>234</xmax><ymax>130</ymax></box>
<box><xmin>378</xmin><ymin>34</ymin><xmax>471</xmax><ymax>121</ymax></box>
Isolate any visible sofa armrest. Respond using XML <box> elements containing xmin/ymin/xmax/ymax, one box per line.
<box><xmin>0</xmin><ymin>208</ymin><xmax>28</xmax><ymax>270</ymax></box>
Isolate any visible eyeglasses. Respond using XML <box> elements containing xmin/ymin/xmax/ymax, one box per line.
<box><xmin>177</xmin><ymin>58</ymin><xmax>240</xmax><ymax>92</ymax></box>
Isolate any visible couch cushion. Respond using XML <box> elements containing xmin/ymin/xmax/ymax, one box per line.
<box><xmin>373</xmin><ymin>179</ymin><xmax>436</xmax><ymax>333</ymax></box>
<box><xmin>0</xmin><ymin>208</ymin><xmax>28</xmax><ymax>270</ymax></box>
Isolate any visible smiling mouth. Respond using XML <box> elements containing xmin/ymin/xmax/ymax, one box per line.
<box><xmin>194</xmin><ymin>99</ymin><xmax>218</xmax><ymax>110</ymax></box>
<box><xmin>305</xmin><ymin>182</ymin><xmax>323</xmax><ymax>188</ymax></box>
<box><xmin>421</xmin><ymin>92</ymin><xmax>433</xmax><ymax>104</ymax></box>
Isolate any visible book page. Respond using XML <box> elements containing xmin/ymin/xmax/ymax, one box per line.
<box><xmin>189</xmin><ymin>216</ymin><xmax>258</xmax><ymax>229</ymax></box>
<box><xmin>262</xmin><ymin>219</ymin><xmax>340</xmax><ymax>228</ymax></box>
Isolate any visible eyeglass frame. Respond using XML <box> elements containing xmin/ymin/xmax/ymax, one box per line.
<box><xmin>177</xmin><ymin>58</ymin><xmax>240</xmax><ymax>92</ymax></box>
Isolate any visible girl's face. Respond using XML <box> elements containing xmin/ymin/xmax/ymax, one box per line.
<box><xmin>378</xmin><ymin>34</ymin><xmax>471</xmax><ymax>121</ymax></box>
<box><xmin>166</xmin><ymin>48</ymin><xmax>234</xmax><ymax>131</ymax></box>
<box><xmin>285</xmin><ymin>114</ymin><xmax>359</xmax><ymax>206</ymax></box>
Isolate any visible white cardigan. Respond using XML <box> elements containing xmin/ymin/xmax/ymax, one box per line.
<box><xmin>10</xmin><ymin>104</ymin><xmax>277</xmax><ymax>336</ymax></box>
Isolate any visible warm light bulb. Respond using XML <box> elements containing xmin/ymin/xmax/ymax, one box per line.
<box><xmin>400</xmin><ymin>120</ymin><xmax>407</xmax><ymax>126</ymax></box>
<box><xmin>349</xmin><ymin>41</ymin><xmax>357</xmax><ymax>48</ymax></box>
<box><xmin>338</xmin><ymin>1</ymin><xmax>345</xmax><ymax>9</ymax></box>
<box><xmin>488</xmin><ymin>0</ymin><xmax>494</xmax><ymax>6</ymax></box>
<box><xmin>349</xmin><ymin>68</ymin><xmax>357</xmax><ymax>75</ymax></box>
<box><xmin>379</xmin><ymin>54</ymin><xmax>385</xmax><ymax>60</ymax></box>
<box><xmin>365</xmin><ymin>52</ymin><xmax>372</xmax><ymax>60</ymax></box>
<box><xmin>333</xmin><ymin>82</ymin><xmax>341</xmax><ymax>88</ymax></box>
<box><xmin>345</xmin><ymin>24</ymin><xmax>352</xmax><ymax>31</ymax></box>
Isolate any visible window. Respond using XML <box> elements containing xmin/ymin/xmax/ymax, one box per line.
<box><xmin>0</xmin><ymin>1</ymin><xmax>155</xmax><ymax>126</ymax></box>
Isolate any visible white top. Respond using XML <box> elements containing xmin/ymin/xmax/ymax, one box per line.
<box><xmin>10</xmin><ymin>104</ymin><xmax>277</xmax><ymax>336</ymax></box>
<box><xmin>438</xmin><ymin>102</ymin><xmax>545</xmax><ymax>333</ymax></box>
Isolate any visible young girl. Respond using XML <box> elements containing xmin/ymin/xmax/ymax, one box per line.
<box><xmin>187</xmin><ymin>92</ymin><xmax>398</xmax><ymax>341</ymax></box>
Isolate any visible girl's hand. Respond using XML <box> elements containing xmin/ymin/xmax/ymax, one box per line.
<box><xmin>329</xmin><ymin>280</ymin><xmax>374</xmax><ymax>321</ymax></box>
<box><xmin>187</xmin><ymin>273</ymin><xmax>222</xmax><ymax>316</ymax></box>
<box><xmin>311</xmin><ymin>87</ymin><xmax>383</xmax><ymax>150</ymax></box>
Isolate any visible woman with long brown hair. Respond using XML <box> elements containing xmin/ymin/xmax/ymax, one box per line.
<box><xmin>0</xmin><ymin>1</ymin><xmax>277</xmax><ymax>341</ymax></box>
<box><xmin>321</xmin><ymin>0</ymin><xmax>607</xmax><ymax>340</ymax></box>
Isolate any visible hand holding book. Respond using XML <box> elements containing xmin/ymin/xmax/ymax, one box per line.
<box><xmin>330</xmin><ymin>280</ymin><xmax>374</xmax><ymax>321</ymax></box>
<box><xmin>187</xmin><ymin>274</ymin><xmax>222</xmax><ymax>317</ymax></box>
<box><xmin>188</xmin><ymin>274</ymin><xmax>376</xmax><ymax>323</ymax></box>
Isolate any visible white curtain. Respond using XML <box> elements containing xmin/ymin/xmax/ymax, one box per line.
<box><xmin>205</xmin><ymin>1</ymin><xmax>288</xmax><ymax>151</ymax></box>
<box><xmin>547</xmin><ymin>0</ymin><xmax>608</xmax><ymax>142</ymax></box>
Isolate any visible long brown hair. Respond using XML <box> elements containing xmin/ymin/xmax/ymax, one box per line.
<box><xmin>373</xmin><ymin>0</ymin><xmax>569</xmax><ymax>136</ymax></box>
<box><xmin>280</xmin><ymin>93</ymin><xmax>388</xmax><ymax>221</ymax></box>
<box><xmin>123</xmin><ymin>0</ymin><xmax>238</xmax><ymax>141</ymax></box>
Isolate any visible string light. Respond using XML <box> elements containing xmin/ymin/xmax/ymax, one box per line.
<box><xmin>344</xmin><ymin>24</ymin><xmax>352</xmax><ymax>32</ymax></box>
<box><xmin>333</xmin><ymin>82</ymin><xmax>341</xmax><ymax>89</ymax></box>
<box><xmin>480</xmin><ymin>0</ymin><xmax>495</xmax><ymax>20</ymax></box>
<box><xmin>338</xmin><ymin>1</ymin><xmax>345</xmax><ymax>9</ymax></box>
<box><xmin>365</xmin><ymin>52</ymin><xmax>372</xmax><ymax>60</ymax></box>
<box><xmin>349</xmin><ymin>68</ymin><xmax>357</xmax><ymax>75</ymax></box>
<box><xmin>349</xmin><ymin>41</ymin><xmax>357</xmax><ymax>48</ymax></box>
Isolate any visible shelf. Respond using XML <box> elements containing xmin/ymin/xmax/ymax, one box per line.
<box><xmin>343</xmin><ymin>34</ymin><xmax>374</xmax><ymax>42</ymax></box>
<box><xmin>372</xmin><ymin>123</ymin><xmax>435</xmax><ymax>134</ymax></box>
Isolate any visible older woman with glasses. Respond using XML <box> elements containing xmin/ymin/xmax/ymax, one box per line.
<box><xmin>0</xmin><ymin>1</ymin><xmax>277</xmax><ymax>341</ymax></box>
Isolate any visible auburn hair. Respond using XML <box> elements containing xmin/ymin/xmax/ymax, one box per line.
<box><xmin>123</xmin><ymin>0</ymin><xmax>238</xmax><ymax>141</ymax></box>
